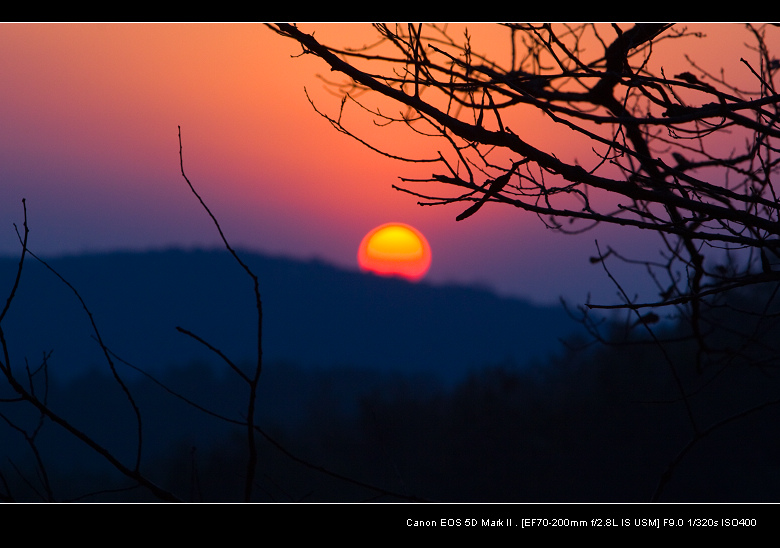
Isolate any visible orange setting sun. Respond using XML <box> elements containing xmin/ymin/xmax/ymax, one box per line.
<box><xmin>357</xmin><ymin>223</ymin><xmax>431</xmax><ymax>281</ymax></box>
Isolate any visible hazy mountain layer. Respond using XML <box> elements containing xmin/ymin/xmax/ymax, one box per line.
<box><xmin>0</xmin><ymin>248</ymin><xmax>577</xmax><ymax>384</ymax></box>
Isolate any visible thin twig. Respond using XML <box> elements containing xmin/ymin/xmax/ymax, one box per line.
<box><xmin>178</xmin><ymin>126</ymin><xmax>262</xmax><ymax>502</ymax></box>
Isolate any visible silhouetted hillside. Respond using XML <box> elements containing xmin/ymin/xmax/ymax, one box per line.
<box><xmin>2</xmin><ymin>253</ymin><xmax>780</xmax><ymax>502</ymax></box>
<box><xmin>0</xmin><ymin>248</ymin><xmax>577</xmax><ymax>385</ymax></box>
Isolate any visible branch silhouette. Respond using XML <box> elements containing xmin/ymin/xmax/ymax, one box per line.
<box><xmin>0</xmin><ymin>129</ymin><xmax>434</xmax><ymax>502</ymax></box>
<box><xmin>0</xmin><ymin>201</ymin><xmax>179</xmax><ymax>502</ymax></box>
<box><xmin>176</xmin><ymin>126</ymin><xmax>428</xmax><ymax>502</ymax></box>
<box><xmin>269</xmin><ymin>23</ymin><xmax>780</xmax><ymax>501</ymax></box>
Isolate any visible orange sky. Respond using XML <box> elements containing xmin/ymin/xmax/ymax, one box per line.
<box><xmin>0</xmin><ymin>23</ymin><xmax>776</xmax><ymax>306</ymax></box>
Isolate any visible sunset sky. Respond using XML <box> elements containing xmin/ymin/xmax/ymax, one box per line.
<box><xmin>1</xmin><ymin>23</ymin><xmax>775</xmax><ymax>307</ymax></box>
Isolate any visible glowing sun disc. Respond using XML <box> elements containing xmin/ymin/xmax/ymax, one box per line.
<box><xmin>358</xmin><ymin>223</ymin><xmax>431</xmax><ymax>281</ymax></box>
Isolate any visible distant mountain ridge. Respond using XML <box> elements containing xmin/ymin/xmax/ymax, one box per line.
<box><xmin>0</xmin><ymin>248</ymin><xmax>578</xmax><ymax>385</ymax></box>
